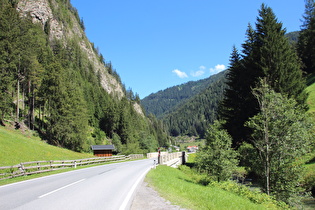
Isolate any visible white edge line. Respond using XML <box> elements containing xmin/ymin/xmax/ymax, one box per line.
<box><xmin>119</xmin><ymin>167</ymin><xmax>151</xmax><ymax>210</ymax></box>
<box><xmin>38</xmin><ymin>178</ymin><xmax>85</xmax><ymax>198</ymax></box>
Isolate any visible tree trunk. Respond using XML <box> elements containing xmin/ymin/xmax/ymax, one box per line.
<box><xmin>31</xmin><ymin>89</ymin><xmax>35</xmax><ymax>130</ymax></box>
<box><xmin>28</xmin><ymin>80</ymin><xmax>31</xmax><ymax>129</ymax></box>
<box><xmin>16</xmin><ymin>79</ymin><xmax>19</xmax><ymax>121</ymax></box>
<box><xmin>266</xmin><ymin>144</ymin><xmax>270</xmax><ymax>195</ymax></box>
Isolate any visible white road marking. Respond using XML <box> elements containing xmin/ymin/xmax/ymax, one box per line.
<box><xmin>38</xmin><ymin>179</ymin><xmax>86</xmax><ymax>198</ymax></box>
<box><xmin>119</xmin><ymin>167</ymin><xmax>151</xmax><ymax>210</ymax></box>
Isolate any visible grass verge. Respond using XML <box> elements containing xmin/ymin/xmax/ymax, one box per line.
<box><xmin>146</xmin><ymin>165</ymin><xmax>283</xmax><ymax>209</ymax></box>
<box><xmin>146</xmin><ymin>154</ymin><xmax>286</xmax><ymax>210</ymax></box>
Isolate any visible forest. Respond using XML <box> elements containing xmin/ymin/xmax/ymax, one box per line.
<box><xmin>195</xmin><ymin>1</ymin><xmax>315</xmax><ymax>207</ymax></box>
<box><xmin>0</xmin><ymin>0</ymin><xmax>169</xmax><ymax>154</ymax></box>
<box><xmin>145</xmin><ymin>0</ymin><xmax>315</xmax><ymax>207</ymax></box>
<box><xmin>1</xmin><ymin>0</ymin><xmax>315</xmax><ymax>207</ymax></box>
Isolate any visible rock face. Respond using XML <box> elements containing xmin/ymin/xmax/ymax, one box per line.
<box><xmin>17</xmin><ymin>0</ymin><xmax>125</xmax><ymax>99</ymax></box>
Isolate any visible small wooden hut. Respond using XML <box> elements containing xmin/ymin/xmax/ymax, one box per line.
<box><xmin>91</xmin><ymin>145</ymin><xmax>115</xmax><ymax>157</ymax></box>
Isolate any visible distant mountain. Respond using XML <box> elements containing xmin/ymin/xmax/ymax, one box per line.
<box><xmin>141</xmin><ymin>71</ymin><xmax>227</xmax><ymax>137</ymax></box>
<box><xmin>285</xmin><ymin>31</ymin><xmax>299</xmax><ymax>46</ymax></box>
<box><xmin>162</xmin><ymin>71</ymin><xmax>227</xmax><ymax>137</ymax></box>
<box><xmin>141</xmin><ymin>71</ymin><xmax>226</xmax><ymax>118</ymax></box>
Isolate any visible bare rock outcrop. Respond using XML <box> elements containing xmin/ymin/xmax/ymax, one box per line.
<box><xmin>17</xmin><ymin>0</ymin><xmax>126</xmax><ymax>100</ymax></box>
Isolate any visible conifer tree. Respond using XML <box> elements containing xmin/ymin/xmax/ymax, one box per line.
<box><xmin>298</xmin><ymin>0</ymin><xmax>315</xmax><ymax>75</ymax></box>
<box><xmin>254</xmin><ymin>4</ymin><xmax>306</xmax><ymax>104</ymax></box>
<box><xmin>220</xmin><ymin>4</ymin><xmax>306</xmax><ymax>146</ymax></box>
<box><xmin>220</xmin><ymin>47</ymin><xmax>247</xmax><ymax>146</ymax></box>
<box><xmin>0</xmin><ymin>1</ymin><xmax>21</xmax><ymax>124</ymax></box>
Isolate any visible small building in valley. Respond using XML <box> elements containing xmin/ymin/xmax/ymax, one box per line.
<box><xmin>187</xmin><ymin>145</ymin><xmax>199</xmax><ymax>153</ymax></box>
<box><xmin>91</xmin><ymin>145</ymin><xmax>115</xmax><ymax>157</ymax></box>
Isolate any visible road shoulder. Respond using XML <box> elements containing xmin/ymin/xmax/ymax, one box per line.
<box><xmin>131</xmin><ymin>180</ymin><xmax>187</xmax><ymax>210</ymax></box>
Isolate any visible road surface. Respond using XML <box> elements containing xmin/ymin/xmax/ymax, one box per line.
<box><xmin>0</xmin><ymin>158</ymin><xmax>155</xmax><ymax>210</ymax></box>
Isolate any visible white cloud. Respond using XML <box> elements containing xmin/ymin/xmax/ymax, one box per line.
<box><xmin>210</xmin><ymin>64</ymin><xmax>226</xmax><ymax>74</ymax></box>
<box><xmin>172</xmin><ymin>69</ymin><xmax>188</xmax><ymax>78</ymax></box>
<box><xmin>191</xmin><ymin>70</ymin><xmax>205</xmax><ymax>77</ymax></box>
<box><xmin>191</xmin><ymin>66</ymin><xmax>206</xmax><ymax>77</ymax></box>
<box><xmin>199</xmin><ymin>65</ymin><xmax>206</xmax><ymax>70</ymax></box>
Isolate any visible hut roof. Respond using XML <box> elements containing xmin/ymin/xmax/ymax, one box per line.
<box><xmin>91</xmin><ymin>145</ymin><xmax>115</xmax><ymax>151</ymax></box>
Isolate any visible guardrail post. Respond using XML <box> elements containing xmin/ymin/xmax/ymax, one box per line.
<box><xmin>182</xmin><ymin>151</ymin><xmax>186</xmax><ymax>165</ymax></box>
<box><xmin>19</xmin><ymin>163</ymin><xmax>25</xmax><ymax>176</ymax></box>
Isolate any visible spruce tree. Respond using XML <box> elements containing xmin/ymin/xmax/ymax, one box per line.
<box><xmin>0</xmin><ymin>1</ymin><xmax>21</xmax><ymax>124</ymax></box>
<box><xmin>298</xmin><ymin>0</ymin><xmax>315</xmax><ymax>75</ymax></box>
<box><xmin>220</xmin><ymin>26</ymin><xmax>261</xmax><ymax>146</ymax></box>
<box><xmin>220</xmin><ymin>4</ymin><xmax>306</xmax><ymax>146</ymax></box>
<box><xmin>254</xmin><ymin>4</ymin><xmax>306</xmax><ymax>104</ymax></box>
<box><xmin>220</xmin><ymin>46</ymin><xmax>247</xmax><ymax>146</ymax></box>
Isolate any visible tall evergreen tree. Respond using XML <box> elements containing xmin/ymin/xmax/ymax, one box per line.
<box><xmin>298</xmin><ymin>0</ymin><xmax>315</xmax><ymax>75</ymax></box>
<box><xmin>220</xmin><ymin>4</ymin><xmax>306</xmax><ymax>146</ymax></box>
<box><xmin>0</xmin><ymin>1</ymin><xmax>20</xmax><ymax>124</ymax></box>
<box><xmin>254</xmin><ymin>4</ymin><xmax>306</xmax><ymax>104</ymax></box>
<box><xmin>220</xmin><ymin>26</ymin><xmax>261</xmax><ymax>146</ymax></box>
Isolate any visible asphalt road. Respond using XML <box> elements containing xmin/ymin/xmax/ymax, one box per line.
<box><xmin>0</xmin><ymin>158</ymin><xmax>156</xmax><ymax>210</ymax></box>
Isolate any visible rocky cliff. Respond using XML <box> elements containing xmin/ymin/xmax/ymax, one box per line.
<box><xmin>17</xmin><ymin>0</ymin><xmax>125</xmax><ymax>99</ymax></box>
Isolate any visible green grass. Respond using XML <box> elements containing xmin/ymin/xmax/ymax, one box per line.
<box><xmin>306</xmin><ymin>81</ymin><xmax>315</xmax><ymax>114</ymax></box>
<box><xmin>0</xmin><ymin>126</ymin><xmax>93</xmax><ymax>167</ymax></box>
<box><xmin>178</xmin><ymin>139</ymin><xmax>205</xmax><ymax>151</ymax></box>
<box><xmin>146</xmin><ymin>165</ymin><xmax>283</xmax><ymax>210</ymax></box>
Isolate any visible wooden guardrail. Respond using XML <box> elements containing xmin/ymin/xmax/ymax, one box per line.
<box><xmin>0</xmin><ymin>154</ymin><xmax>144</xmax><ymax>181</ymax></box>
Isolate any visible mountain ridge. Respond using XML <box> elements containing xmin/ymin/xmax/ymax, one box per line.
<box><xmin>141</xmin><ymin>71</ymin><xmax>226</xmax><ymax>118</ymax></box>
<box><xmin>17</xmin><ymin>0</ymin><xmax>126</xmax><ymax>100</ymax></box>
<box><xmin>0</xmin><ymin>0</ymin><xmax>168</xmax><ymax>153</ymax></box>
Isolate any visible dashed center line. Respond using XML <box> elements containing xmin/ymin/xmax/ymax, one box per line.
<box><xmin>38</xmin><ymin>179</ymin><xmax>86</xmax><ymax>198</ymax></box>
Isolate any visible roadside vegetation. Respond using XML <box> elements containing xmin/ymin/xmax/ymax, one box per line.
<box><xmin>147</xmin><ymin>155</ymin><xmax>287</xmax><ymax>210</ymax></box>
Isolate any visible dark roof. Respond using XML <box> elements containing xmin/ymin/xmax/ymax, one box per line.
<box><xmin>91</xmin><ymin>145</ymin><xmax>115</xmax><ymax>151</ymax></box>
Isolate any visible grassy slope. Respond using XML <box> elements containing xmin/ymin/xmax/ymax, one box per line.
<box><xmin>306</xmin><ymin>80</ymin><xmax>315</xmax><ymax>114</ymax></box>
<box><xmin>305</xmin><ymin>76</ymin><xmax>315</xmax><ymax>168</ymax></box>
<box><xmin>0</xmin><ymin>126</ymin><xmax>93</xmax><ymax>166</ymax></box>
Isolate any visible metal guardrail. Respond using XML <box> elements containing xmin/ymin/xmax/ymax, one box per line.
<box><xmin>0</xmin><ymin>154</ymin><xmax>144</xmax><ymax>181</ymax></box>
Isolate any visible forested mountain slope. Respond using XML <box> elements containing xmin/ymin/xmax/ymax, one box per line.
<box><xmin>0</xmin><ymin>0</ymin><xmax>168</xmax><ymax>153</ymax></box>
<box><xmin>141</xmin><ymin>71</ymin><xmax>226</xmax><ymax>137</ymax></box>
<box><xmin>162</xmin><ymin>71</ymin><xmax>227</xmax><ymax>137</ymax></box>
<box><xmin>141</xmin><ymin>71</ymin><xmax>226</xmax><ymax>118</ymax></box>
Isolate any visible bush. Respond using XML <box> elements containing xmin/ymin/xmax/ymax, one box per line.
<box><xmin>209</xmin><ymin>181</ymin><xmax>288</xmax><ymax>209</ymax></box>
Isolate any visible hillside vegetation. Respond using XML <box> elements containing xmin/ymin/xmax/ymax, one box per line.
<box><xmin>142</xmin><ymin>71</ymin><xmax>226</xmax><ymax>138</ymax></box>
<box><xmin>141</xmin><ymin>71</ymin><xmax>226</xmax><ymax>118</ymax></box>
<box><xmin>147</xmin><ymin>164</ymin><xmax>286</xmax><ymax>209</ymax></box>
<box><xmin>0</xmin><ymin>0</ymin><xmax>168</xmax><ymax>154</ymax></box>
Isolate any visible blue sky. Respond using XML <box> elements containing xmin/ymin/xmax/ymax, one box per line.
<box><xmin>71</xmin><ymin>0</ymin><xmax>305</xmax><ymax>99</ymax></box>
